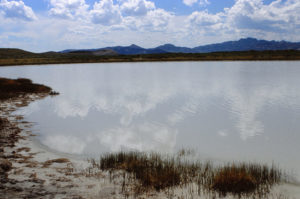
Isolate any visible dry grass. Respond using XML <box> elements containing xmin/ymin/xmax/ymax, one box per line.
<box><xmin>1</xmin><ymin>50</ymin><xmax>300</xmax><ymax>66</ymax></box>
<box><xmin>212</xmin><ymin>167</ymin><xmax>257</xmax><ymax>195</ymax></box>
<box><xmin>0</xmin><ymin>117</ymin><xmax>9</xmax><ymax>131</ymax></box>
<box><xmin>0</xmin><ymin>77</ymin><xmax>53</xmax><ymax>100</ymax></box>
<box><xmin>16</xmin><ymin>147</ymin><xmax>31</xmax><ymax>153</ymax></box>
<box><xmin>43</xmin><ymin>158</ymin><xmax>70</xmax><ymax>168</ymax></box>
<box><xmin>0</xmin><ymin>118</ymin><xmax>8</xmax><ymax>141</ymax></box>
<box><xmin>0</xmin><ymin>159</ymin><xmax>13</xmax><ymax>172</ymax></box>
<box><xmin>0</xmin><ymin>117</ymin><xmax>7</xmax><ymax>126</ymax></box>
<box><xmin>99</xmin><ymin>152</ymin><xmax>181</xmax><ymax>191</ymax></box>
<box><xmin>95</xmin><ymin>151</ymin><xmax>285</xmax><ymax>198</ymax></box>
<box><xmin>210</xmin><ymin>163</ymin><xmax>282</xmax><ymax>197</ymax></box>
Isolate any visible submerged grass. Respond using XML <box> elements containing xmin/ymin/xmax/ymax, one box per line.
<box><xmin>100</xmin><ymin>152</ymin><xmax>181</xmax><ymax>191</ymax></box>
<box><xmin>96</xmin><ymin>151</ymin><xmax>285</xmax><ymax>198</ymax></box>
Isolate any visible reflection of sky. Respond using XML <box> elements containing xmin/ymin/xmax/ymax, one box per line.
<box><xmin>2</xmin><ymin>62</ymin><xmax>300</xmax><ymax>178</ymax></box>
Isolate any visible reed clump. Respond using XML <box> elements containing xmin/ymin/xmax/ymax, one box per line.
<box><xmin>212</xmin><ymin>167</ymin><xmax>256</xmax><ymax>195</ymax></box>
<box><xmin>100</xmin><ymin>152</ymin><xmax>181</xmax><ymax>191</ymax></box>
<box><xmin>97</xmin><ymin>151</ymin><xmax>284</xmax><ymax>198</ymax></box>
<box><xmin>210</xmin><ymin>163</ymin><xmax>281</xmax><ymax>197</ymax></box>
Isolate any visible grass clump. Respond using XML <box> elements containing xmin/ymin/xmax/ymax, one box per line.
<box><xmin>97</xmin><ymin>151</ymin><xmax>284</xmax><ymax>198</ymax></box>
<box><xmin>211</xmin><ymin>163</ymin><xmax>282</xmax><ymax>197</ymax></box>
<box><xmin>100</xmin><ymin>152</ymin><xmax>181</xmax><ymax>191</ymax></box>
<box><xmin>212</xmin><ymin>167</ymin><xmax>257</xmax><ymax>195</ymax></box>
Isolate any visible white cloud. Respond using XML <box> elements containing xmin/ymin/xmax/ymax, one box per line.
<box><xmin>1</xmin><ymin>0</ymin><xmax>300</xmax><ymax>51</ymax></box>
<box><xmin>120</xmin><ymin>0</ymin><xmax>155</xmax><ymax>16</ymax></box>
<box><xmin>225</xmin><ymin>0</ymin><xmax>300</xmax><ymax>33</ymax></box>
<box><xmin>185</xmin><ymin>0</ymin><xmax>300</xmax><ymax>44</ymax></box>
<box><xmin>0</xmin><ymin>0</ymin><xmax>37</xmax><ymax>21</ymax></box>
<box><xmin>183</xmin><ymin>0</ymin><xmax>210</xmax><ymax>7</ymax></box>
<box><xmin>199</xmin><ymin>0</ymin><xmax>210</xmax><ymax>6</ymax></box>
<box><xmin>142</xmin><ymin>9</ymin><xmax>173</xmax><ymax>30</ymax></box>
<box><xmin>90</xmin><ymin>0</ymin><xmax>122</xmax><ymax>25</ymax></box>
<box><xmin>49</xmin><ymin>0</ymin><xmax>88</xmax><ymax>19</ymax></box>
<box><xmin>188</xmin><ymin>10</ymin><xmax>222</xmax><ymax>27</ymax></box>
<box><xmin>183</xmin><ymin>0</ymin><xmax>197</xmax><ymax>6</ymax></box>
<box><xmin>186</xmin><ymin>10</ymin><xmax>225</xmax><ymax>39</ymax></box>
<box><xmin>123</xmin><ymin>8</ymin><xmax>173</xmax><ymax>31</ymax></box>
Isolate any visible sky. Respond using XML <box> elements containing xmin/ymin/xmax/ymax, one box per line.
<box><xmin>0</xmin><ymin>0</ymin><xmax>299</xmax><ymax>52</ymax></box>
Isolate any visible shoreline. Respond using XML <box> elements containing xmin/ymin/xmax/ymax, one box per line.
<box><xmin>1</xmin><ymin>50</ymin><xmax>300</xmax><ymax>67</ymax></box>
<box><xmin>2</xmin><ymin>59</ymin><xmax>300</xmax><ymax>68</ymax></box>
<box><xmin>2</xmin><ymin>58</ymin><xmax>300</xmax><ymax>67</ymax></box>
<box><xmin>0</xmin><ymin>89</ymin><xmax>120</xmax><ymax>198</ymax></box>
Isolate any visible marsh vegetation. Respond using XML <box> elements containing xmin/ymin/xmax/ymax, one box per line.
<box><xmin>89</xmin><ymin>151</ymin><xmax>285</xmax><ymax>198</ymax></box>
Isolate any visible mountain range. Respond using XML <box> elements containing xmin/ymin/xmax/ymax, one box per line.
<box><xmin>62</xmin><ymin>38</ymin><xmax>300</xmax><ymax>55</ymax></box>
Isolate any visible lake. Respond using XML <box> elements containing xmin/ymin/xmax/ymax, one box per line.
<box><xmin>1</xmin><ymin>61</ymin><xmax>300</xmax><ymax>180</ymax></box>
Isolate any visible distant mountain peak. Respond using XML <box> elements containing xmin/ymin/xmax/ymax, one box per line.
<box><xmin>159</xmin><ymin>44</ymin><xmax>176</xmax><ymax>48</ymax></box>
<box><xmin>129</xmin><ymin>44</ymin><xmax>142</xmax><ymax>49</ymax></box>
<box><xmin>193</xmin><ymin>37</ymin><xmax>300</xmax><ymax>52</ymax></box>
<box><xmin>60</xmin><ymin>38</ymin><xmax>300</xmax><ymax>55</ymax></box>
<box><xmin>239</xmin><ymin>37</ymin><xmax>258</xmax><ymax>41</ymax></box>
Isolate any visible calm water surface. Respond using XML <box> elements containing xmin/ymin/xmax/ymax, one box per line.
<box><xmin>1</xmin><ymin>61</ymin><xmax>300</xmax><ymax>179</ymax></box>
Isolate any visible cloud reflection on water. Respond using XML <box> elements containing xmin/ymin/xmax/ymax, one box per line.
<box><xmin>4</xmin><ymin>62</ymin><xmax>300</xmax><ymax>158</ymax></box>
<box><xmin>42</xmin><ymin>135</ymin><xmax>87</xmax><ymax>154</ymax></box>
<box><xmin>99</xmin><ymin>122</ymin><xmax>177</xmax><ymax>152</ymax></box>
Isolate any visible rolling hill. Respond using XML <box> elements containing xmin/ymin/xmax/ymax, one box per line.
<box><xmin>61</xmin><ymin>38</ymin><xmax>300</xmax><ymax>55</ymax></box>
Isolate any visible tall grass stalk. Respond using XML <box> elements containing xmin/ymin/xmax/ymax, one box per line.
<box><xmin>91</xmin><ymin>151</ymin><xmax>285</xmax><ymax>198</ymax></box>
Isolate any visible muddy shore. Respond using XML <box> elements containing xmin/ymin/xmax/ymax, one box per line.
<box><xmin>0</xmin><ymin>78</ymin><xmax>116</xmax><ymax>198</ymax></box>
<box><xmin>0</xmin><ymin>88</ymin><xmax>169</xmax><ymax>199</ymax></box>
<box><xmin>0</xmin><ymin>78</ymin><xmax>160</xmax><ymax>199</ymax></box>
